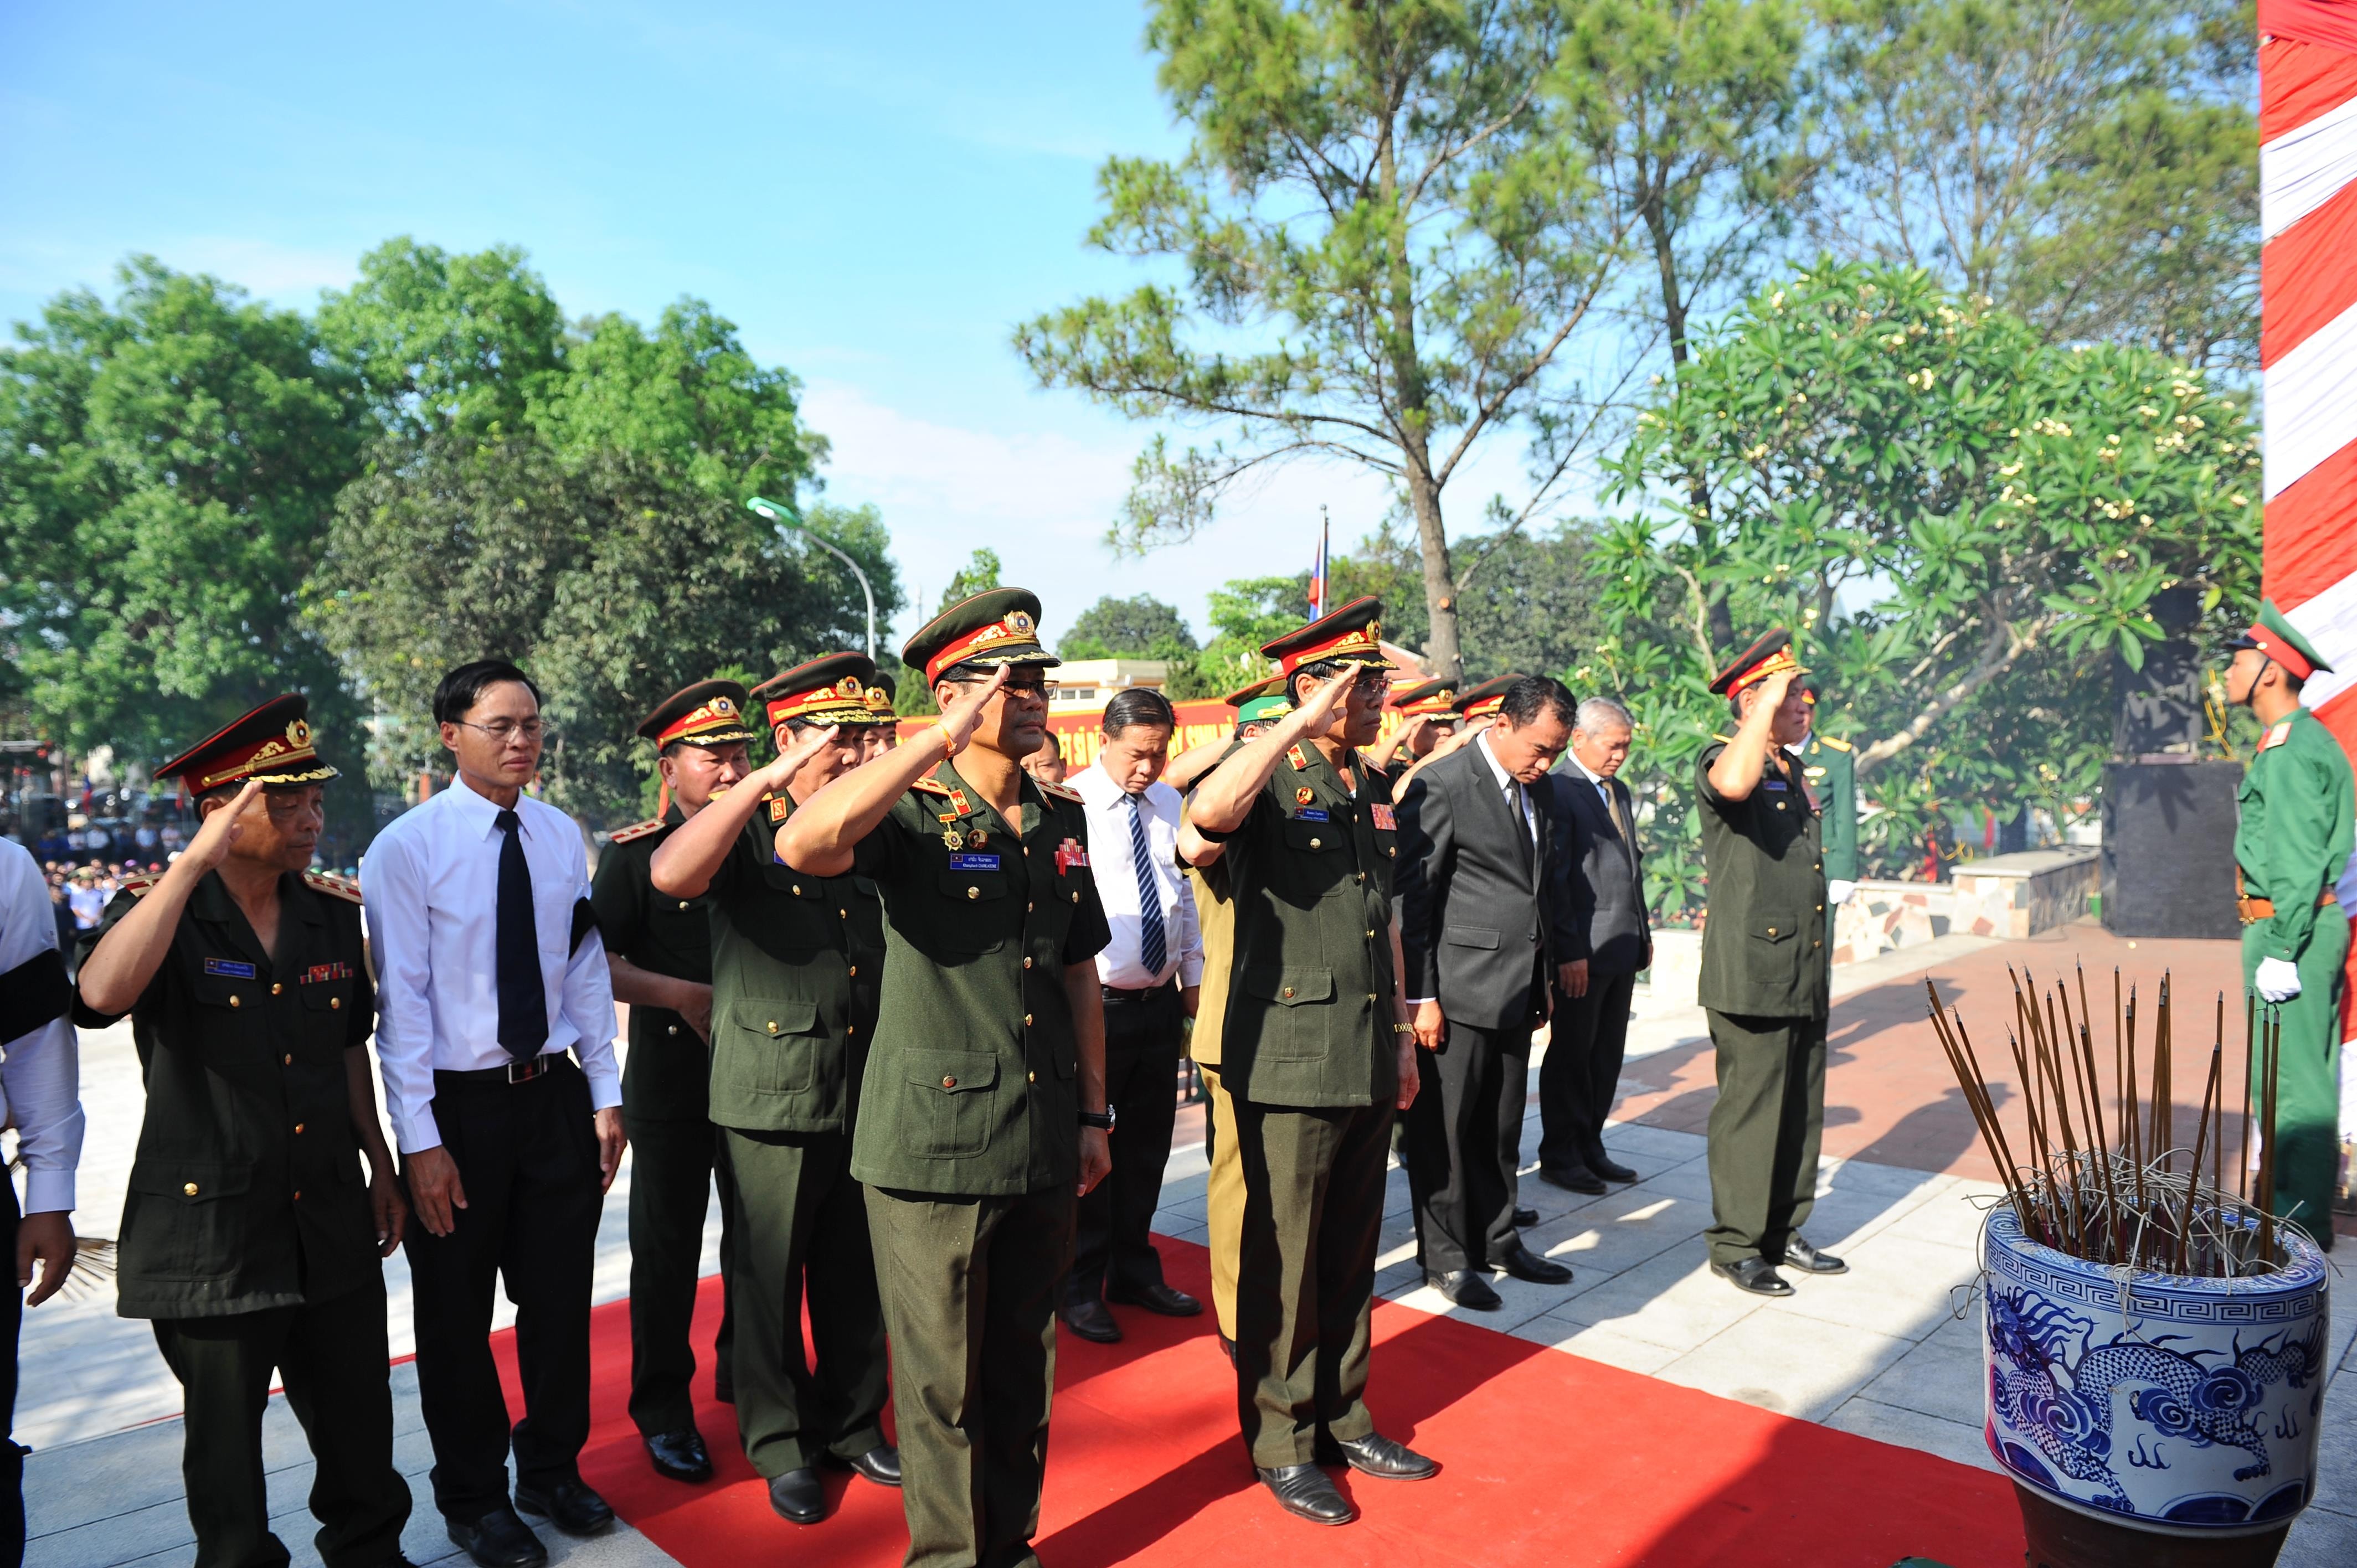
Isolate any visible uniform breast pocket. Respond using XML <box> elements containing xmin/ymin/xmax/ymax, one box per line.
<box><xmin>1279</xmin><ymin>819</ymin><xmax>1350</xmax><ymax>899</ymax></box>
<box><xmin>723</xmin><ymin>998</ymin><xmax>821</xmax><ymax>1094</ymax></box>
<box><xmin>899</xmin><ymin>1049</ymin><xmax>1000</xmax><ymax>1158</ymax></box>
<box><xmin>933</xmin><ymin>873</ymin><xmax>1010</xmax><ymax>955</ymax></box>
<box><xmin>299</xmin><ymin>977</ymin><xmax>351</xmax><ymax>1040</ymax></box>
<box><xmin>124</xmin><ymin>1160</ymin><xmax>251</xmax><ymax>1279</ymax></box>
<box><xmin>1746</xmin><ymin>919</ymin><xmax>1799</xmax><ymax>987</ymax></box>
<box><xmin>191</xmin><ymin>973</ymin><xmax>260</xmax><ymax>1048</ymax></box>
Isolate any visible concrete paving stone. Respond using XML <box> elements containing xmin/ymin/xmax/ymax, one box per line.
<box><xmin>1540</xmin><ymin>1251</ymin><xmax>1769</xmax><ymax>1355</ymax></box>
<box><xmin>2283</xmin><ymin>1501</ymin><xmax>2357</xmax><ymax>1568</ymax></box>
<box><xmin>1156</xmin><ymin>1220</ymin><xmax>1210</xmax><ymax>1248</ymax></box>
<box><xmin>1592</xmin><ymin>1121</ymin><xmax>1707</xmax><ymax>1162</ymax></box>
<box><xmin>2308</xmin><ymin>1368</ymin><xmax>2357</xmax><ymax>1518</ymax></box>
<box><xmin>1796</xmin><ymin>1188</ymin><xmax>1942</xmax><ymax>1257</ymax></box>
<box><xmin>1519</xmin><ymin>1203</ymin><xmax>1707</xmax><ymax>1282</ymax></box>
<box><xmin>1601</xmin><ymin>1158</ymin><xmax>1715</xmax><ymax>1204</ymax></box>
<box><xmin>1822</xmin><ymin>1396</ymin><xmax>1996</xmax><ymax>1476</ymax></box>
<box><xmin>1504</xmin><ymin>1316</ymin><xmax>1684</xmax><ymax>1377</ymax></box>
<box><xmin>25</xmin><ymin>1421</ymin><xmax>192</xmax><ymax>1538</ymax></box>
<box><xmin>1776</xmin><ymin>1232</ymin><xmax>1983</xmax><ymax>1340</ymax></box>
<box><xmin>31</xmin><ymin>1490</ymin><xmax>203</xmax><ymax>1568</ymax></box>
<box><xmin>1854</xmin><ymin>1339</ymin><xmax>1988</xmax><ymax>1429</ymax></box>
<box><xmin>1814</xmin><ymin>1158</ymin><xmax>1958</xmax><ymax>1204</ymax></box>
<box><xmin>1888</xmin><ymin>1183</ymin><xmax>2008</xmax><ymax>1252</ymax></box>
<box><xmin>1655</xmin><ymin>1308</ymin><xmax>1915</xmax><ymax>1422</ymax></box>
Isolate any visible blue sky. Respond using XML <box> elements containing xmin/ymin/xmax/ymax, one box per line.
<box><xmin>1</xmin><ymin>0</ymin><xmax>1538</xmax><ymax>647</ymax></box>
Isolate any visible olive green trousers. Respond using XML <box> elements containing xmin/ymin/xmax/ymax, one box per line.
<box><xmin>1702</xmin><ymin>1010</ymin><xmax>1828</xmax><ymax>1267</ymax></box>
<box><xmin>2245</xmin><ymin>905</ymin><xmax>2348</xmax><ymax>1252</ymax></box>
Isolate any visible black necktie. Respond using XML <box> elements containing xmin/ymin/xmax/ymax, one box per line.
<box><xmin>495</xmin><ymin>808</ymin><xmax>548</xmax><ymax>1061</ymax></box>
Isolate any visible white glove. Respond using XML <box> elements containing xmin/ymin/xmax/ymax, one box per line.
<box><xmin>1827</xmin><ymin>879</ymin><xmax>1856</xmax><ymax>906</ymax></box>
<box><xmin>2256</xmin><ymin>956</ymin><xmax>2302</xmax><ymax>1005</ymax></box>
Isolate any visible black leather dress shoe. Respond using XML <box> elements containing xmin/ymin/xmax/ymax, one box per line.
<box><xmin>448</xmin><ymin>1507</ymin><xmax>546</xmax><ymax>1568</ymax></box>
<box><xmin>767</xmin><ymin>1468</ymin><xmax>826</xmax><ymax>1524</ymax></box>
<box><xmin>1711</xmin><ymin>1256</ymin><xmax>1794</xmax><ymax>1297</ymax></box>
<box><xmin>1538</xmin><ymin>1165</ymin><xmax>1607</xmax><ymax>1195</ymax></box>
<box><xmin>1780</xmin><ymin>1235</ymin><xmax>1849</xmax><ymax>1274</ymax></box>
<box><xmin>1058</xmin><ymin>1296</ymin><xmax>1123</xmax><ymax>1343</ymax></box>
<box><xmin>1589</xmin><ymin>1155</ymin><xmax>1639</xmax><ymax>1183</ymax></box>
<box><xmin>1257</xmin><ymin>1463</ymin><xmax>1356</xmax><ymax>1525</ymax></box>
<box><xmin>841</xmin><ymin>1445</ymin><xmax>902</xmax><ymax>1487</ymax></box>
<box><xmin>1492</xmin><ymin>1242</ymin><xmax>1573</xmax><ymax>1285</ymax></box>
<box><xmin>1332</xmin><ymin>1432</ymin><xmax>1438</xmax><ymax>1481</ymax></box>
<box><xmin>512</xmin><ymin>1479</ymin><xmax>613</xmax><ymax>1537</ymax></box>
<box><xmin>644</xmin><ymin>1427</ymin><xmax>713</xmax><ymax>1483</ymax></box>
<box><xmin>1108</xmin><ymin>1280</ymin><xmax>1204</xmax><ymax>1317</ymax></box>
<box><xmin>1512</xmin><ymin>1205</ymin><xmax>1539</xmax><ymax>1226</ymax></box>
<box><xmin>1424</xmin><ymin>1269</ymin><xmax>1503</xmax><ymax>1309</ymax></box>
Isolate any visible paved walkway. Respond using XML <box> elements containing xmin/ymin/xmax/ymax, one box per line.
<box><xmin>26</xmin><ymin>926</ymin><xmax>2357</xmax><ymax>1566</ymax></box>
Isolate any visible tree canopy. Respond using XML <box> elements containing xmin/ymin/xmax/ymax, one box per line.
<box><xmin>1058</xmin><ymin>594</ymin><xmax>1200</xmax><ymax>663</ymax></box>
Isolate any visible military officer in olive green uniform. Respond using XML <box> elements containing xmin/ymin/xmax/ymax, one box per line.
<box><xmin>1186</xmin><ymin>597</ymin><xmax>1435</xmax><ymax>1528</ymax></box>
<box><xmin>74</xmin><ymin>696</ymin><xmax>413</xmax><ymax>1568</ymax></box>
<box><xmin>1696</xmin><ymin>632</ymin><xmax>1848</xmax><ymax>1298</ymax></box>
<box><xmin>775</xmin><ymin>590</ymin><xmax>1113</xmax><ymax>1568</ymax></box>
<box><xmin>649</xmin><ymin>656</ymin><xmax>897</xmax><ymax>1526</ymax></box>
<box><xmin>591</xmin><ymin>680</ymin><xmax>760</xmax><ymax>1483</ymax></box>
<box><xmin>2226</xmin><ymin>599</ymin><xmax>2355</xmax><ymax>1249</ymax></box>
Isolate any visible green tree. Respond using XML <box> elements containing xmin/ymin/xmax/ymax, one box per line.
<box><xmin>1455</xmin><ymin>520</ymin><xmax>1604</xmax><ymax>681</ymax></box>
<box><xmin>943</xmin><ymin>548</ymin><xmax>1002</xmax><ymax>605</ymax></box>
<box><xmin>316</xmin><ymin>238</ymin><xmax>564</xmax><ymax>439</ymax></box>
<box><xmin>1016</xmin><ymin>0</ymin><xmax>1633</xmax><ymax>681</ymax></box>
<box><xmin>1588</xmin><ymin>260</ymin><xmax>2260</xmax><ymax>906</ymax></box>
<box><xmin>1058</xmin><ymin>594</ymin><xmax>1200</xmax><ymax>662</ymax></box>
<box><xmin>0</xmin><ymin>257</ymin><xmax>367</xmax><ymax>786</ymax></box>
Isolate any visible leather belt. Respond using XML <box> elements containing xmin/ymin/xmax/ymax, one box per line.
<box><xmin>438</xmin><ymin>1053</ymin><xmax>560</xmax><ymax>1085</ymax></box>
<box><xmin>1102</xmin><ymin>979</ymin><xmax>1177</xmax><ymax>1004</ymax></box>
<box><xmin>2236</xmin><ymin>868</ymin><xmax>2338</xmax><ymax>926</ymax></box>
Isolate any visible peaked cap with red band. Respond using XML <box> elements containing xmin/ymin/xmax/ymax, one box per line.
<box><xmin>1261</xmin><ymin>595</ymin><xmax>1394</xmax><ymax>678</ymax></box>
<box><xmin>636</xmin><ymin>678</ymin><xmax>759</xmax><ymax>748</ymax></box>
<box><xmin>754</xmin><ymin>652</ymin><xmax>879</xmax><ymax>728</ymax></box>
<box><xmin>861</xmin><ymin>670</ymin><xmax>898</xmax><ymax>720</ymax></box>
<box><xmin>158</xmin><ymin>694</ymin><xmax>339</xmax><ymax>797</ymax></box>
<box><xmin>1709</xmin><ymin>628</ymin><xmax>1806</xmax><ymax>698</ymax></box>
<box><xmin>1457</xmin><ymin>674</ymin><xmax>1525</xmax><ymax>721</ymax></box>
<box><xmin>904</xmin><ymin>587</ymin><xmax>1060</xmax><ymax>687</ymax></box>
<box><xmin>2229</xmin><ymin>597</ymin><xmax>2334</xmax><ymax>682</ymax></box>
<box><xmin>1388</xmin><ymin>677</ymin><xmax>1462</xmax><ymax>718</ymax></box>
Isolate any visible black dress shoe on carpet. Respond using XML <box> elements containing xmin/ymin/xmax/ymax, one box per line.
<box><xmin>1332</xmin><ymin>1432</ymin><xmax>1439</xmax><ymax>1481</ymax></box>
<box><xmin>447</xmin><ymin>1507</ymin><xmax>546</xmax><ymax>1568</ymax></box>
<box><xmin>1538</xmin><ymin>1165</ymin><xmax>1607</xmax><ymax>1195</ymax></box>
<box><xmin>1424</xmin><ymin>1268</ymin><xmax>1503</xmax><ymax>1309</ymax></box>
<box><xmin>1492</xmin><ymin>1242</ymin><xmax>1573</xmax><ymax>1285</ymax></box>
<box><xmin>512</xmin><ymin>1479</ymin><xmax>613</xmax><ymax>1537</ymax></box>
<box><xmin>1589</xmin><ymin>1155</ymin><xmax>1639</xmax><ymax>1183</ymax></box>
<box><xmin>643</xmin><ymin>1427</ymin><xmax>713</xmax><ymax>1483</ymax></box>
<box><xmin>1058</xmin><ymin>1295</ymin><xmax>1124</xmax><ymax>1343</ymax></box>
<box><xmin>1108</xmin><ymin>1280</ymin><xmax>1204</xmax><ymax>1316</ymax></box>
<box><xmin>1780</xmin><ymin>1234</ymin><xmax>1849</xmax><ymax>1275</ymax></box>
<box><xmin>1257</xmin><ymin>1463</ymin><xmax>1356</xmax><ymax>1525</ymax></box>
<box><xmin>767</xmin><ymin>1468</ymin><xmax>826</xmax><ymax>1524</ymax></box>
<box><xmin>1712</xmin><ymin>1256</ymin><xmax>1794</xmax><ymax>1297</ymax></box>
<box><xmin>841</xmin><ymin>1445</ymin><xmax>902</xmax><ymax>1487</ymax></box>
<box><xmin>1512</xmin><ymin>1205</ymin><xmax>1539</xmax><ymax>1226</ymax></box>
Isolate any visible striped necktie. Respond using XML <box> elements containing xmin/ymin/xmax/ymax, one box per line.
<box><xmin>1127</xmin><ymin>793</ymin><xmax>1166</xmax><ymax>978</ymax></box>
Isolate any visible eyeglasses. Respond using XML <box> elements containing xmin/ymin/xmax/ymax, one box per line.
<box><xmin>952</xmin><ymin>673</ymin><xmax>1058</xmax><ymax>699</ymax></box>
<box><xmin>456</xmin><ymin>719</ymin><xmax>554</xmax><ymax>746</ymax></box>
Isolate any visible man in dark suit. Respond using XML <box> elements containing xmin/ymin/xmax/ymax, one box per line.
<box><xmin>1539</xmin><ymin>697</ymin><xmax>1649</xmax><ymax>1194</ymax></box>
<box><xmin>1396</xmin><ymin>674</ymin><xmax>1580</xmax><ymax>1309</ymax></box>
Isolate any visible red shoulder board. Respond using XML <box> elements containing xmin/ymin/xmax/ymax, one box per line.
<box><xmin>769</xmin><ymin>797</ymin><xmax>790</xmax><ymax>823</ymax></box>
<box><xmin>1036</xmin><ymin>780</ymin><xmax>1083</xmax><ymax>804</ymax></box>
<box><xmin>2258</xmin><ymin>719</ymin><xmax>2294</xmax><ymax>754</ymax></box>
<box><xmin>910</xmin><ymin>776</ymin><xmax>954</xmax><ymax>797</ymax></box>
<box><xmin>119</xmin><ymin>872</ymin><xmax>158</xmax><ymax>899</ymax></box>
<box><xmin>609</xmin><ymin>817</ymin><xmax>666</xmax><ymax>843</ymax></box>
<box><xmin>302</xmin><ymin>869</ymin><xmax>364</xmax><ymax>905</ymax></box>
<box><xmin>1285</xmin><ymin>744</ymin><xmax>1311</xmax><ymax>772</ymax></box>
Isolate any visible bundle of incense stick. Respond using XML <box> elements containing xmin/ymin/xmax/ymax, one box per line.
<box><xmin>1925</xmin><ymin>965</ymin><xmax>2297</xmax><ymax>1278</ymax></box>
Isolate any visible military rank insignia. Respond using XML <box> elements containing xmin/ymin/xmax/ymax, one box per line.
<box><xmin>1285</xmin><ymin>744</ymin><xmax>1310</xmax><ymax>772</ymax></box>
<box><xmin>1054</xmin><ymin>837</ymin><xmax>1090</xmax><ymax>872</ymax></box>
<box><xmin>2259</xmin><ymin>719</ymin><xmax>2293</xmax><ymax>754</ymax></box>
<box><xmin>1370</xmin><ymin>802</ymin><xmax>1397</xmax><ymax>831</ymax></box>
<box><xmin>948</xmin><ymin>787</ymin><xmax>974</xmax><ymax>816</ymax></box>
<box><xmin>770</xmin><ymin>797</ymin><xmax>790</xmax><ymax>823</ymax></box>
<box><xmin>1295</xmin><ymin>786</ymin><xmax>1315</xmax><ymax>805</ymax></box>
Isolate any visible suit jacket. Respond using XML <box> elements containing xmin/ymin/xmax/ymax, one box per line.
<box><xmin>1394</xmin><ymin>738</ymin><xmax>1559</xmax><ymax>1032</ymax></box>
<box><xmin>1544</xmin><ymin>762</ymin><xmax>1651</xmax><ymax>977</ymax></box>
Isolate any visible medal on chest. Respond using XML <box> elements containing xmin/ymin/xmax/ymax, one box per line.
<box><xmin>1054</xmin><ymin>836</ymin><xmax>1090</xmax><ymax>872</ymax></box>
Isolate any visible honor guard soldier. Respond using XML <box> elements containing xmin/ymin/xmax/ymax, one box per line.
<box><xmin>1794</xmin><ymin>679</ymin><xmax>1858</xmax><ymax>909</ymax></box>
<box><xmin>1185</xmin><ymin>597</ymin><xmax>1434</xmax><ymax>1528</ymax></box>
<box><xmin>73</xmin><ymin>696</ymin><xmax>414</xmax><ymax>1568</ymax></box>
<box><xmin>1697</xmin><ymin>632</ymin><xmax>1847</xmax><ymax>1297</ymax></box>
<box><xmin>590</xmin><ymin>680</ymin><xmax>760</xmax><ymax>1483</ymax></box>
<box><xmin>2226</xmin><ymin>600</ymin><xmax>2354</xmax><ymax>1247</ymax></box>
<box><xmin>774</xmin><ymin>590</ymin><xmax>1113</xmax><ymax>1568</ymax></box>
<box><xmin>648</xmin><ymin>656</ymin><xmax>897</xmax><ymax>1525</ymax></box>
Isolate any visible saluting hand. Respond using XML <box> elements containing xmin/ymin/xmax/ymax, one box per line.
<box><xmin>185</xmin><ymin>778</ymin><xmax>264</xmax><ymax>870</ymax></box>
<box><xmin>763</xmin><ymin>724</ymin><xmax>843</xmax><ymax>794</ymax></box>
<box><xmin>1284</xmin><ymin>662</ymin><xmax>1360</xmax><ymax>736</ymax></box>
<box><xmin>938</xmin><ymin>664</ymin><xmax>1010</xmax><ymax>752</ymax></box>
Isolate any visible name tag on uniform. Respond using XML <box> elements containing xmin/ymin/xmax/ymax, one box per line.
<box><xmin>948</xmin><ymin>852</ymin><xmax>1002</xmax><ymax>871</ymax></box>
<box><xmin>1370</xmin><ymin>803</ymin><xmax>1397</xmax><ymax>831</ymax></box>
<box><xmin>1763</xmin><ymin>779</ymin><xmax>1789</xmax><ymax>792</ymax></box>
<box><xmin>1294</xmin><ymin>807</ymin><xmax>1330</xmax><ymax>822</ymax></box>
<box><xmin>204</xmin><ymin>958</ymin><xmax>257</xmax><ymax>979</ymax></box>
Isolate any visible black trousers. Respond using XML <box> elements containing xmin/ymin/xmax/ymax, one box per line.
<box><xmin>625</xmin><ymin>1115</ymin><xmax>738</xmax><ymax>1435</ymax></box>
<box><xmin>722</xmin><ymin>1127</ymin><xmax>888</xmax><ymax>1478</ymax></box>
<box><xmin>1</xmin><ymin>1182</ymin><xmax>20</xmax><ymax>1568</ymax></box>
<box><xmin>402</xmin><ymin>1056</ymin><xmax>604</xmax><ymax>1522</ymax></box>
<box><xmin>151</xmin><ymin>1280</ymin><xmax>412</xmax><ymax>1568</ymax></box>
<box><xmin>1401</xmin><ymin>1022</ymin><xmax>1527</xmax><ymax>1275</ymax></box>
<box><xmin>1069</xmin><ymin>989</ymin><xmax>1182</xmax><ymax>1302</ymax></box>
<box><xmin>1538</xmin><ymin>968</ymin><xmax>1638</xmax><ymax>1174</ymax></box>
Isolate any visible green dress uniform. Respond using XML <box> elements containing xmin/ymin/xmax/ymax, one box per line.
<box><xmin>1795</xmin><ymin>729</ymin><xmax>1857</xmax><ymax>885</ymax></box>
<box><xmin>589</xmin><ymin>804</ymin><xmax>738</xmax><ymax>1432</ymax></box>
<box><xmin>2230</xmin><ymin>602</ymin><xmax>2355</xmax><ymax>1247</ymax></box>
<box><xmin>1696</xmin><ymin>635</ymin><xmax>1832</xmax><ymax>1271</ymax></box>
<box><xmin>1212</xmin><ymin>604</ymin><xmax>1403</xmax><ymax>1472</ymax></box>
<box><xmin>833</xmin><ymin>589</ymin><xmax>1110</xmax><ymax>1568</ymax></box>
<box><xmin>72</xmin><ymin>696</ymin><xmax>409</xmax><ymax>1568</ymax></box>
<box><xmin>707</xmin><ymin>657</ymin><xmax>891</xmax><ymax>1487</ymax></box>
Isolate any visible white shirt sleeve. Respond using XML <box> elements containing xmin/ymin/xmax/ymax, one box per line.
<box><xmin>0</xmin><ymin>845</ymin><xmax>81</xmax><ymax>1214</ymax></box>
<box><xmin>362</xmin><ymin>825</ymin><xmax>444</xmax><ymax>1154</ymax></box>
<box><xmin>557</xmin><ymin>841</ymin><xmax>621</xmax><ymax>1113</ymax></box>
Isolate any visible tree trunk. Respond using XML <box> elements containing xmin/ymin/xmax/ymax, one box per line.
<box><xmin>1378</xmin><ymin>90</ymin><xmax>1463</xmax><ymax>679</ymax></box>
<box><xmin>1645</xmin><ymin>189</ymin><xmax>1733</xmax><ymax>657</ymax></box>
<box><xmin>1404</xmin><ymin>457</ymin><xmax>1462</xmax><ymax>679</ymax></box>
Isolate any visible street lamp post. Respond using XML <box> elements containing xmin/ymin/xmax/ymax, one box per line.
<box><xmin>747</xmin><ymin>494</ymin><xmax>877</xmax><ymax>663</ymax></box>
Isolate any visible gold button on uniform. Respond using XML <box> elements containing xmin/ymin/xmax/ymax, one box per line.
<box><xmin>228</xmin><ymin>994</ymin><xmax>241</xmax><ymax>1008</ymax></box>
<box><xmin>766</xmin><ymin>1021</ymin><xmax>780</xmax><ymax>1035</ymax></box>
<box><xmin>184</xmin><ymin>1182</ymin><xmax>199</xmax><ymax>1196</ymax></box>
<box><xmin>1767</xmin><ymin>926</ymin><xmax>1778</xmax><ymax>937</ymax></box>
<box><xmin>791</xmin><ymin>885</ymin><xmax>802</xmax><ymax>895</ymax></box>
<box><xmin>1022</xmin><ymin>957</ymin><xmax>1033</xmax><ymax>969</ymax></box>
<box><xmin>967</xmin><ymin>886</ymin><xmax>980</xmax><ymax>900</ymax></box>
<box><xmin>1365</xmin><ymin>929</ymin><xmax>1376</xmax><ymax>940</ymax></box>
<box><xmin>282</xmin><ymin>1054</ymin><xmax>292</xmax><ymax>1066</ymax></box>
<box><xmin>1281</xmin><ymin>986</ymin><xmax>1295</xmax><ymax>999</ymax></box>
<box><xmin>272</xmin><ymin>982</ymin><xmax>284</xmax><ymax>996</ymax></box>
<box><xmin>294</xmin><ymin>1123</ymin><xmax>305</xmax><ymax>1135</ymax></box>
<box><xmin>943</xmin><ymin>1075</ymin><xmax>958</xmax><ymax>1089</ymax></box>
<box><xmin>1308</xmin><ymin>837</ymin><xmax>1322</xmax><ymax>849</ymax></box>
<box><xmin>678</xmin><ymin>900</ymin><xmax>691</xmax><ymax>910</ymax></box>
<box><xmin>667</xmin><ymin>1025</ymin><xmax>679</xmax><ymax>1036</ymax></box>
<box><xmin>330</xmin><ymin>997</ymin><xmax>341</xmax><ymax>1009</ymax></box>
<box><xmin>1023</xmin><ymin>1013</ymin><xmax>1033</xmax><ymax>1026</ymax></box>
<box><xmin>847</xmin><ymin>965</ymin><xmax>858</xmax><ymax>978</ymax></box>
<box><xmin>1027</xmin><ymin>1070</ymin><xmax>1037</xmax><ymax>1083</ymax></box>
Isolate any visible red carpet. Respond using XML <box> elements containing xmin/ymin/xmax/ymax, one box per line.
<box><xmin>483</xmin><ymin>1239</ymin><xmax>2026</xmax><ymax>1566</ymax></box>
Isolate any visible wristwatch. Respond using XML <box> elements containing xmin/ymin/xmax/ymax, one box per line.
<box><xmin>1079</xmin><ymin>1107</ymin><xmax>1116</xmax><ymax>1132</ymax></box>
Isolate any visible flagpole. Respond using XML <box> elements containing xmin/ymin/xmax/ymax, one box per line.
<box><xmin>1317</xmin><ymin>504</ymin><xmax>1330</xmax><ymax>617</ymax></box>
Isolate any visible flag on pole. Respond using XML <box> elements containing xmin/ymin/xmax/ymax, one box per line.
<box><xmin>1309</xmin><ymin>506</ymin><xmax>1330</xmax><ymax>618</ymax></box>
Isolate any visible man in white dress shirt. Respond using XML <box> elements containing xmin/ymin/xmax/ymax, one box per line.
<box><xmin>1059</xmin><ymin>688</ymin><xmax>1205</xmax><ymax>1343</ymax></box>
<box><xmin>0</xmin><ymin>834</ymin><xmax>83</xmax><ymax>1563</ymax></box>
<box><xmin>363</xmin><ymin>661</ymin><xmax>624</xmax><ymax>1568</ymax></box>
